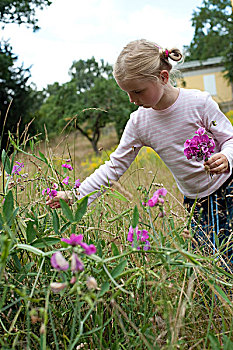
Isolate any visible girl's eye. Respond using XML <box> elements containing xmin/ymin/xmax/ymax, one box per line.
<box><xmin>133</xmin><ymin>90</ymin><xmax>141</xmax><ymax>94</ymax></box>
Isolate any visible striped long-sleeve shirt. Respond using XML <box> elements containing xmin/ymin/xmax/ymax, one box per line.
<box><xmin>78</xmin><ymin>88</ymin><xmax>233</xmax><ymax>202</ymax></box>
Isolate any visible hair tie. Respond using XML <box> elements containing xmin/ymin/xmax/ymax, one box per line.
<box><xmin>164</xmin><ymin>49</ymin><xmax>169</xmax><ymax>58</ymax></box>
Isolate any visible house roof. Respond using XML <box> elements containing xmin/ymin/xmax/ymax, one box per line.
<box><xmin>175</xmin><ymin>56</ymin><xmax>223</xmax><ymax>72</ymax></box>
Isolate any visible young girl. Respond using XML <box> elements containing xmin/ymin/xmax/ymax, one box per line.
<box><xmin>47</xmin><ymin>39</ymin><xmax>233</xmax><ymax>261</ymax></box>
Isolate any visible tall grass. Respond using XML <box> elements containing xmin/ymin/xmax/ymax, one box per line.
<box><xmin>0</xmin><ymin>128</ymin><xmax>233</xmax><ymax>349</ymax></box>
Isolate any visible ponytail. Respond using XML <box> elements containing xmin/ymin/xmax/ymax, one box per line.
<box><xmin>160</xmin><ymin>48</ymin><xmax>183</xmax><ymax>62</ymax></box>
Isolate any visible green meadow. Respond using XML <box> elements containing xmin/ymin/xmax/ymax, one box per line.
<box><xmin>1</xmin><ymin>128</ymin><xmax>233</xmax><ymax>350</ymax></box>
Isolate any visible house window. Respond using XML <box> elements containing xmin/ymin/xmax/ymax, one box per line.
<box><xmin>203</xmin><ymin>74</ymin><xmax>217</xmax><ymax>96</ymax></box>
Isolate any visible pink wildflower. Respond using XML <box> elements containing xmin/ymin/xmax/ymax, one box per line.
<box><xmin>62</xmin><ymin>176</ymin><xmax>69</xmax><ymax>185</ymax></box>
<box><xmin>127</xmin><ymin>226</ymin><xmax>138</xmax><ymax>242</ymax></box>
<box><xmin>62</xmin><ymin>163</ymin><xmax>73</xmax><ymax>171</ymax></box>
<box><xmin>79</xmin><ymin>242</ymin><xmax>96</xmax><ymax>255</ymax></box>
<box><xmin>143</xmin><ymin>240</ymin><xmax>151</xmax><ymax>251</ymax></box>
<box><xmin>42</xmin><ymin>188</ymin><xmax>50</xmax><ymax>196</ymax></box>
<box><xmin>74</xmin><ymin>179</ymin><xmax>81</xmax><ymax>188</ymax></box>
<box><xmin>50</xmin><ymin>189</ymin><xmax>58</xmax><ymax>198</ymax></box>
<box><xmin>137</xmin><ymin>229</ymin><xmax>149</xmax><ymax>242</ymax></box>
<box><xmin>51</xmin><ymin>251</ymin><xmax>69</xmax><ymax>271</ymax></box>
<box><xmin>61</xmin><ymin>234</ymin><xmax>83</xmax><ymax>246</ymax></box>
<box><xmin>70</xmin><ymin>253</ymin><xmax>84</xmax><ymax>272</ymax></box>
<box><xmin>147</xmin><ymin>188</ymin><xmax>167</xmax><ymax>208</ymax></box>
<box><xmin>50</xmin><ymin>282</ymin><xmax>68</xmax><ymax>293</ymax></box>
<box><xmin>12</xmin><ymin>161</ymin><xmax>24</xmax><ymax>175</ymax></box>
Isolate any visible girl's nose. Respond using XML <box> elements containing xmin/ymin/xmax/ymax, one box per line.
<box><xmin>128</xmin><ymin>93</ymin><xmax>136</xmax><ymax>104</ymax></box>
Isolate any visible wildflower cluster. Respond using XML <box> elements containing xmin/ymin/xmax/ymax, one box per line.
<box><xmin>184</xmin><ymin>127</ymin><xmax>215</xmax><ymax>162</ymax></box>
<box><xmin>50</xmin><ymin>234</ymin><xmax>97</xmax><ymax>293</ymax></box>
<box><xmin>41</xmin><ymin>158</ymin><xmax>81</xmax><ymax>198</ymax></box>
<box><xmin>12</xmin><ymin>161</ymin><xmax>24</xmax><ymax>175</ymax></box>
<box><xmin>5</xmin><ymin>161</ymin><xmax>29</xmax><ymax>190</ymax></box>
<box><xmin>127</xmin><ymin>226</ymin><xmax>151</xmax><ymax>251</ymax></box>
<box><xmin>42</xmin><ymin>183</ymin><xmax>58</xmax><ymax>198</ymax></box>
<box><xmin>62</xmin><ymin>159</ymin><xmax>73</xmax><ymax>171</ymax></box>
<box><xmin>141</xmin><ymin>187</ymin><xmax>167</xmax><ymax>218</ymax></box>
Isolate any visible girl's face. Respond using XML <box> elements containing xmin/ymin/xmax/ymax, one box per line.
<box><xmin>116</xmin><ymin>75</ymin><xmax>167</xmax><ymax>110</ymax></box>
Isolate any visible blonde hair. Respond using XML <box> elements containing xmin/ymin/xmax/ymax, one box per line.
<box><xmin>113</xmin><ymin>39</ymin><xmax>183</xmax><ymax>83</ymax></box>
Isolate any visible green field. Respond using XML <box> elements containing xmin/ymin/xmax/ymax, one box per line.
<box><xmin>1</xmin><ymin>129</ymin><xmax>233</xmax><ymax>350</ymax></box>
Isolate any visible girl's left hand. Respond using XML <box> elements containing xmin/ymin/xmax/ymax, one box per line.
<box><xmin>204</xmin><ymin>153</ymin><xmax>229</xmax><ymax>174</ymax></box>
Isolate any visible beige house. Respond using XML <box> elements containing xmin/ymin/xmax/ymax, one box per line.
<box><xmin>176</xmin><ymin>57</ymin><xmax>233</xmax><ymax>113</ymax></box>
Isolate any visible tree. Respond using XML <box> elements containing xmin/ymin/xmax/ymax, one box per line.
<box><xmin>184</xmin><ymin>0</ymin><xmax>232</xmax><ymax>82</ymax></box>
<box><xmin>0</xmin><ymin>0</ymin><xmax>53</xmax><ymax>152</ymax></box>
<box><xmin>36</xmin><ymin>58</ymin><xmax>136</xmax><ymax>153</ymax></box>
<box><xmin>0</xmin><ymin>0</ymin><xmax>52</xmax><ymax>31</ymax></box>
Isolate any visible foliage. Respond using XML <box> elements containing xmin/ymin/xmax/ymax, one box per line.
<box><xmin>0</xmin><ymin>0</ymin><xmax>53</xmax><ymax>154</ymax></box>
<box><xmin>0</xmin><ymin>135</ymin><xmax>233</xmax><ymax>348</ymax></box>
<box><xmin>0</xmin><ymin>40</ymin><xmax>40</xmax><ymax>153</ymax></box>
<box><xmin>0</xmin><ymin>0</ymin><xmax>52</xmax><ymax>31</ymax></box>
<box><xmin>36</xmin><ymin>58</ymin><xmax>136</xmax><ymax>153</ymax></box>
<box><xmin>184</xmin><ymin>0</ymin><xmax>233</xmax><ymax>82</ymax></box>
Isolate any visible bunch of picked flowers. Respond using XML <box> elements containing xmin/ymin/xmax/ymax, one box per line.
<box><xmin>50</xmin><ymin>234</ymin><xmax>97</xmax><ymax>293</ymax></box>
<box><xmin>184</xmin><ymin>127</ymin><xmax>215</xmax><ymax>162</ymax></box>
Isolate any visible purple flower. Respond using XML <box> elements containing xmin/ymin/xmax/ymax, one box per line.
<box><xmin>62</xmin><ymin>176</ymin><xmax>69</xmax><ymax>185</ymax></box>
<box><xmin>143</xmin><ymin>240</ymin><xmax>151</xmax><ymax>251</ymax></box>
<box><xmin>51</xmin><ymin>252</ymin><xmax>69</xmax><ymax>271</ymax></box>
<box><xmin>50</xmin><ymin>189</ymin><xmax>58</xmax><ymax>198</ymax></box>
<box><xmin>42</xmin><ymin>188</ymin><xmax>50</xmax><ymax>196</ymax></box>
<box><xmin>127</xmin><ymin>226</ymin><xmax>151</xmax><ymax>250</ymax></box>
<box><xmin>148</xmin><ymin>194</ymin><xmax>159</xmax><ymax>207</ymax></box>
<box><xmin>137</xmin><ymin>229</ymin><xmax>149</xmax><ymax>242</ymax></box>
<box><xmin>147</xmin><ymin>188</ymin><xmax>167</xmax><ymax>208</ymax></box>
<box><xmin>127</xmin><ymin>226</ymin><xmax>137</xmax><ymax>242</ymax></box>
<box><xmin>50</xmin><ymin>282</ymin><xmax>68</xmax><ymax>293</ymax></box>
<box><xmin>42</xmin><ymin>187</ymin><xmax>57</xmax><ymax>198</ymax></box>
<box><xmin>71</xmin><ymin>253</ymin><xmax>84</xmax><ymax>272</ymax></box>
<box><xmin>12</xmin><ymin>161</ymin><xmax>24</xmax><ymax>175</ymax></box>
<box><xmin>74</xmin><ymin>179</ymin><xmax>81</xmax><ymax>188</ymax></box>
<box><xmin>61</xmin><ymin>234</ymin><xmax>83</xmax><ymax>246</ymax></box>
<box><xmin>79</xmin><ymin>242</ymin><xmax>96</xmax><ymax>255</ymax></box>
<box><xmin>62</xmin><ymin>163</ymin><xmax>73</xmax><ymax>171</ymax></box>
<box><xmin>184</xmin><ymin>128</ymin><xmax>215</xmax><ymax>161</ymax></box>
<box><xmin>158</xmin><ymin>210</ymin><xmax>166</xmax><ymax>218</ymax></box>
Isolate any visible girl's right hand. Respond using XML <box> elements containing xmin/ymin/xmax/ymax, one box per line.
<box><xmin>46</xmin><ymin>191</ymin><xmax>73</xmax><ymax>209</ymax></box>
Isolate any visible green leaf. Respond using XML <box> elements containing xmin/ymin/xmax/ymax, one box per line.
<box><xmin>1</xmin><ymin>150</ymin><xmax>11</xmax><ymax>174</ymax></box>
<box><xmin>132</xmin><ymin>205</ymin><xmax>139</xmax><ymax>228</ymax></box>
<box><xmin>31</xmin><ymin>237</ymin><xmax>60</xmax><ymax>249</ymax></box>
<box><xmin>38</xmin><ymin>150</ymin><xmax>48</xmax><ymax>164</ymax></box>
<box><xmin>75</xmin><ymin>196</ymin><xmax>88</xmax><ymax>222</ymax></box>
<box><xmin>59</xmin><ymin>199</ymin><xmax>74</xmax><ymax>222</ymax></box>
<box><xmin>52</xmin><ymin>210</ymin><xmax>60</xmax><ymax>235</ymax></box>
<box><xmin>107</xmin><ymin>189</ymin><xmax>128</xmax><ymax>202</ymax></box>
<box><xmin>111</xmin><ymin>242</ymin><xmax>119</xmax><ymax>256</ymax></box>
<box><xmin>14</xmin><ymin>244</ymin><xmax>45</xmax><ymax>256</ymax></box>
<box><xmin>11</xmin><ymin>253</ymin><xmax>21</xmax><ymax>272</ymax></box>
<box><xmin>214</xmin><ymin>284</ymin><xmax>232</xmax><ymax>306</ymax></box>
<box><xmin>99</xmin><ymin>281</ymin><xmax>110</xmax><ymax>297</ymax></box>
<box><xmin>26</xmin><ymin>220</ymin><xmax>37</xmax><ymax>243</ymax></box>
<box><xmin>3</xmin><ymin>190</ymin><xmax>14</xmax><ymax>224</ymax></box>
<box><xmin>111</xmin><ymin>260</ymin><xmax>127</xmax><ymax>279</ymax></box>
<box><xmin>208</xmin><ymin>333</ymin><xmax>221</xmax><ymax>350</ymax></box>
<box><xmin>60</xmin><ymin>222</ymin><xmax>71</xmax><ymax>234</ymax></box>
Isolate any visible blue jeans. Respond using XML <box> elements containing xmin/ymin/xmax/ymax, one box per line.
<box><xmin>184</xmin><ymin>174</ymin><xmax>233</xmax><ymax>262</ymax></box>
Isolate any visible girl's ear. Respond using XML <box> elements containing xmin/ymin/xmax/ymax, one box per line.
<box><xmin>160</xmin><ymin>70</ymin><xmax>169</xmax><ymax>84</ymax></box>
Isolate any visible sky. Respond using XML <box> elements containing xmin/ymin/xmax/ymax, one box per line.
<box><xmin>2</xmin><ymin>0</ymin><xmax>204</xmax><ymax>90</ymax></box>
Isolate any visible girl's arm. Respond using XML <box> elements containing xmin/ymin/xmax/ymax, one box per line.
<box><xmin>46</xmin><ymin>116</ymin><xmax>143</xmax><ymax>208</ymax></box>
